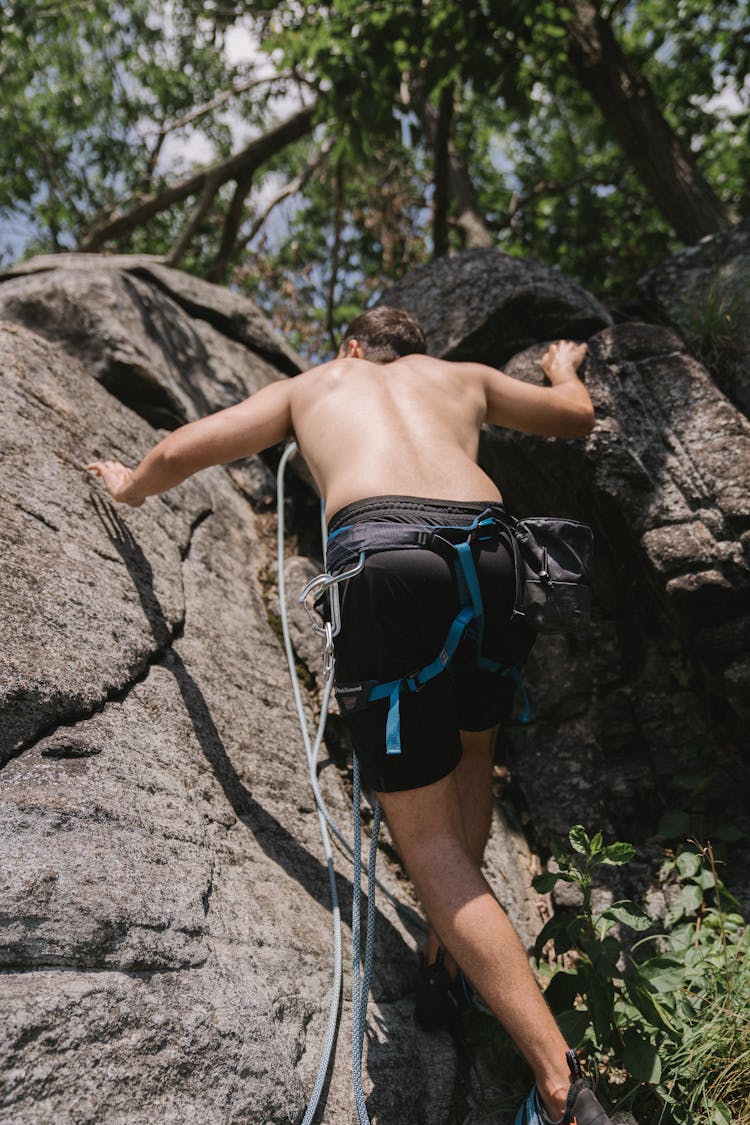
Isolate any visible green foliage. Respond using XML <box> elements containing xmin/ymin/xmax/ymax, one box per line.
<box><xmin>672</xmin><ymin>273</ymin><xmax>750</xmax><ymax>379</ymax></box>
<box><xmin>533</xmin><ymin>829</ymin><xmax>749</xmax><ymax>1123</ymax></box>
<box><xmin>0</xmin><ymin>1</ymin><xmax>292</xmax><ymax>258</ymax></box>
<box><xmin>1</xmin><ymin>0</ymin><xmax>748</xmax><ymax>329</ymax></box>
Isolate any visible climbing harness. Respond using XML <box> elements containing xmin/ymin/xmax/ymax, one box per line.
<box><xmin>277</xmin><ymin>443</ymin><xmax>424</xmax><ymax>1125</ymax></box>
<box><xmin>328</xmin><ymin>508</ymin><xmax>531</xmax><ymax>754</ymax></box>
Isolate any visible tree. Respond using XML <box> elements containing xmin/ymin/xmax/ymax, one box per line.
<box><xmin>563</xmin><ymin>0</ymin><xmax>731</xmax><ymax>241</ymax></box>
<box><xmin>0</xmin><ymin>0</ymin><xmax>747</xmax><ymax>353</ymax></box>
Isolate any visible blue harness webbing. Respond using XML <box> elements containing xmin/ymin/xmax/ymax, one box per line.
<box><xmin>329</xmin><ymin>510</ymin><xmax>530</xmax><ymax>755</ymax></box>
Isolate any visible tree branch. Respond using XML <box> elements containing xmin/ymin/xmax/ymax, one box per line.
<box><xmin>206</xmin><ymin>170</ymin><xmax>255</xmax><ymax>283</ymax></box>
<box><xmin>79</xmin><ymin>105</ymin><xmax>316</xmax><ymax>251</ymax></box>
<box><xmin>411</xmin><ymin>80</ymin><xmax>493</xmax><ymax>250</ymax></box>
<box><xmin>165</xmin><ymin>172</ymin><xmax>222</xmax><ymax>267</ymax></box>
<box><xmin>234</xmin><ymin>137</ymin><xmax>334</xmax><ymax>254</ymax></box>
<box><xmin>326</xmin><ymin>157</ymin><xmax>345</xmax><ymax>353</ymax></box>
<box><xmin>154</xmin><ymin>73</ymin><xmax>296</xmax><ymax>141</ymax></box>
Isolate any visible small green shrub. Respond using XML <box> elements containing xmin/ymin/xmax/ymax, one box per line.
<box><xmin>533</xmin><ymin>828</ymin><xmax>749</xmax><ymax>1124</ymax></box>
<box><xmin>676</xmin><ymin>274</ymin><xmax>750</xmax><ymax>377</ymax></box>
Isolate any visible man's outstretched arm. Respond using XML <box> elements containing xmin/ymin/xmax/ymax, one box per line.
<box><xmin>465</xmin><ymin>340</ymin><xmax>595</xmax><ymax>438</ymax></box>
<box><xmin>87</xmin><ymin>379</ymin><xmax>293</xmax><ymax>505</ymax></box>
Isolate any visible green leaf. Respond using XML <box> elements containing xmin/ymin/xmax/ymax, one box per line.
<box><xmin>569</xmin><ymin>825</ymin><xmax>590</xmax><ymax>855</ymax></box>
<box><xmin>597</xmin><ymin>842</ymin><xmax>636</xmax><ymax>866</ymax></box>
<box><xmin>679</xmin><ymin>882</ymin><xmax>704</xmax><ymax>914</ymax></box>
<box><xmin>588</xmin><ymin>935</ymin><xmax>621</xmax><ymax>978</ymax></box>
<box><xmin>636</xmin><ymin>956</ymin><xmax>685</xmax><ymax>994</ymax></box>
<box><xmin>532</xmin><ymin>872</ymin><xmax>562</xmax><ymax>894</ymax></box>
<box><xmin>625</xmin><ymin>978</ymin><xmax>677</xmax><ymax>1033</ymax></box>
<box><xmin>544</xmin><ymin>969</ymin><xmax>582</xmax><ymax>1014</ymax></box>
<box><xmin>582</xmin><ymin>969</ymin><xmax>615</xmax><ymax>1046</ymax></box>
<box><xmin>622</xmin><ymin>1029</ymin><xmax>662</xmax><ymax>1083</ymax></box>
<box><xmin>675</xmin><ymin>850</ymin><xmax>702</xmax><ymax>879</ymax></box>
<box><xmin>556</xmin><ymin>1007</ymin><xmax>590</xmax><ymax>1047</ymax></box>
<box><xmin>533</xmin><ymin>911</ymin><xmax>583</xmax><ymax>962</ymax></box>
<box><xmin>595</xmin><ymin>900</ymin><xmax>651</xmax><ymax>934</ymax></box>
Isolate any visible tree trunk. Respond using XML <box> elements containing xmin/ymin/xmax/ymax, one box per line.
<box><xmin>411</xmin><ymin>83</ymin><xmax>493</xmax><ymax>250</ymax></box>
<box><xmin>205</xmin><ymin>171</ymin><xmax>254</xmax><ymax>283</ymax></box>
<box><xmin>566</xmin><ymin>0</ymin><xmax>730</xmax><ymax>242</ymax></box>
<box><xmin>432</xmin><ymin>84</ymin><xmax>453</xmax><ymax>258</ymax></box>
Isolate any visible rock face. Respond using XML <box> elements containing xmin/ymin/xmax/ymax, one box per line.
<box><xmin>0</xmin><ymin>258</ymin><xmax>548</xmax><ymax>1125</ymax></box>
<box><xmin>638</xmin><ymin>220</ymin><xmax>750</xmax><ymax>417</ymax></box>
<box><xmin>3</xmin><ymin>249</ymin><xmax>748</xmax><ymax>1124</ymax></box>
<box><xmin>0</xmin><ymin>255</ymin><xmax>303</xmax><ymax>429</ymax></box>
<box><xmin>378</xmin><ymin>247</ymin><xmax>613</xmax><ymax>362</ymax></box>
<box><xmin>479</xmin><ymin>329</ymin><xmax>750</xmax><ymax>866</ymax></box>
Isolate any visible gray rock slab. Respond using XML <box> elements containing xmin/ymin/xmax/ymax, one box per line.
<box><xmin>0</xmin><ymin>268</ymin><xmax>285</xmax><ymax>429</ymax></box>
<box><xmin>4</xmin><ymin>300</ymin><xmax>548</xmax><ymax>1123</ymax></box>
<box><xmin>638</xmin><ymin>219</ymin><xmax>750</xmax><ymax>416</ymax></box>
<box><xmin>1</xmin><ymin>253</ymin><xmax>305</xmax><ymax>376</ymax></box>
<box><xmin>0</xmin><ymin>322</ymin><xmax>198</xmax><ymax>761</ymax></box>
<box><xmin>378</xmin><ymin>248</ymin><xmax>612</xmax><ymax>363</ymax></box>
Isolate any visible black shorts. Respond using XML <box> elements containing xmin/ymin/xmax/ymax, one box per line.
<box><xmin>330</xmin><ymin>496</ymin><xmax>536</xmax><ymax>793</ymax></box>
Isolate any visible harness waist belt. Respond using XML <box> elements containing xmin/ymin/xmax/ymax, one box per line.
<box><xmin>330</xmin><ymin>510</ymin><xmax>530</xmax><ymax>755</ymax></box>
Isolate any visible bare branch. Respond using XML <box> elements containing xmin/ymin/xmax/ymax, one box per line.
<box><xmin>79</xmin><ymin>105</ymin><xmax>316</xmax><ymax>251</ymax></box>
<box><xmin>326</xmin><ymin>158</ymin><xmax>345</xmax><ymax>353</ymax></box>
<box><xmin>155</xmin><ymin>73</ymin><xmax>296</xmax><ymax>141</ymax></box>
<box><xmin>34</xmin><ymin>138</ymin><xmax>84</xmax><ymax>223</ymax></box>
<box><xmin>206</xmin><ymin>170</ymin><xmax>255</xmax><ymax>283</ymax></box>
<box><xmin>142</xmin><ymin>127</ymin><xmax>166</xmax><ymax>193</ymax></box>
<box><xmin>165</xmin><ymin>172</ymin><xmax>222</xmax><ymax>267</ymax></box>
<box><xmin>236</xmin><ymin>138</ymin><xmax>334</xmax><ymax>253</ymax></box>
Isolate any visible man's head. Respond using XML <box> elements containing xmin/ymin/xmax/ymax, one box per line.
<box><xmin>338</xmin><ymin>306</ymin><xmax>427</xmax><ymax>364</ymax></box>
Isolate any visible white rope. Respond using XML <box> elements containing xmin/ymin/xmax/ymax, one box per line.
<box><xmin>277</xmin><ymin>443</ymin><xmax>342</xmax><ymax>1125</ymax></box>
<box><xmin>276</xmin><ymin>442</ymin><xmax>425</xmax><ymax>1124</ymax></box>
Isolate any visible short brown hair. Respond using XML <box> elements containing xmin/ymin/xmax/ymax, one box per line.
<box><xmin>340</xmin><ymin>306</ymin><xmax>427</xmax><ymax>363</ymax></box>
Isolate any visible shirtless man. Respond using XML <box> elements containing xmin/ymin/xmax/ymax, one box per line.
<box><xmin>88</xmin><ymin>306</ymin><xmax>611</xmax><ymax>1125</ymax></box>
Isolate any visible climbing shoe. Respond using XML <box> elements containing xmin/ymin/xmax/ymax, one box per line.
<box><xmin>514</xmin><ymin>1049</ymin><xmax>613</xmax><ymax>1125</ymax></box>
<box><xmin>414</xmin><ymin>947</ymin><xmax>470</xmax><ymax>1031</ymax></box>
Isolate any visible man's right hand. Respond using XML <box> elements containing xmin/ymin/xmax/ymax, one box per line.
<box><xmin>86</xmin><ymin>461</ymin><xmax>144</xmax><ymax>506</ymax></box>
<box><xmin>540</xmin><ymin>340</ymin><xmax>588</xmax><ymax>383</ymax></box>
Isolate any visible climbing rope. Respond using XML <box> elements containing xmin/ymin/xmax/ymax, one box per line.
<box><xmin>277</xmin><ymin>442</ymin><xmax>343</xmax><ymax>1125</ymax></box>
<box><xmin>276</xmin><ymin>443</ymin><xmax>422</xmax><ymax>1123</ymax></box>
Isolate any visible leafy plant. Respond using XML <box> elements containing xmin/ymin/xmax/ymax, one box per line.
<box><xmin>533</xmin><ymin>827</ymin><xmax>749</xmax><ymax>1124</ymax></box>
<box><xmin>675</xmin><ymin>274</ymin><xmax>750</xmax><ymax>376</ymax></box>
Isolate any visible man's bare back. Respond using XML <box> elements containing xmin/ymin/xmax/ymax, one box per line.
<box><xmin>291</xmin><ymin>354</ymin><xmax>497</xmax><ymax>517</ymax></box>
<box><xmin>86</xmin><ymin>341</ymin><xmax>592</xmax><ymax>512</ymax></box>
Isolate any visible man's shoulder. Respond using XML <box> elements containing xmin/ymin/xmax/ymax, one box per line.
<box><xmin>290</xmin><ymin>358</ymin><xmax>345</xmax><ymax>389</ymax></box>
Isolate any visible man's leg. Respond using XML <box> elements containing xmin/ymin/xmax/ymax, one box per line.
<box><xmin>424</xmin><ymin>725</ymin><xmax>497</xmax><ymax>971</ymax></box>
<box><xmin>379</xmin><ymin>770</ymin><xmax>571</xmax><ymax>1121</ymax></box>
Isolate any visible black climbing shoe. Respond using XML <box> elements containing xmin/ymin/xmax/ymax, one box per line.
<box><xmin>414</xmin><ymin>947</ymin><xmax>467</xmax><ymax>1031</ymax></box>
<box><xmin>514</xmin><ymin>1050</ymin><xmax>613</xmax><ymax>1125</ymax></box>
